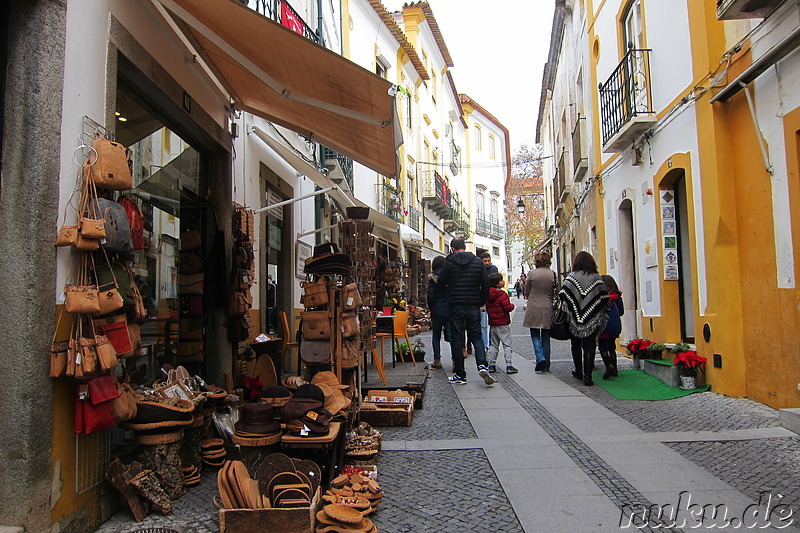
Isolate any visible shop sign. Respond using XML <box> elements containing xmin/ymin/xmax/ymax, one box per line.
<box><xmin>296</xmin><ymin>240</ymin><xmax>313</xmax><ymax>279</ymax></box>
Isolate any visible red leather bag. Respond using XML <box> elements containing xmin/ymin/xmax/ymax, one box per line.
<box><xmin>93</xmin><ymin>316</ymin><xmax>133</xmax><ymax>357</ymax></box>
<box><xmin>74</xmin><ymin>383</ymin><xmax>117</xmax><ymax>434</ymax></box>
<box><xmin>118</xmin><ymin>195</ymin><xmax>145</xmax><ymax>250</ymax></box>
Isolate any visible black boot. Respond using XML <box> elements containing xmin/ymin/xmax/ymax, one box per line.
<box><xmin>583</xmin><ymin>350</ymin><xmax>594</xmax><ymax>386</ymax></box>
<box><xmin>601</xmin><ymin>351</ymin><xmax>613</xmax><ymax>380</ymax></box>
<box><xmin>609</xmin><ymin>351</ymin><xmax>618</xmax><ymax>377</ymax></box>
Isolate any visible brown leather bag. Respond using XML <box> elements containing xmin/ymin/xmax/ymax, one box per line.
<box><xmin>75</xmin><ymin>233</ymin><xmax>100</xmax><ymax>251</ymax></box>
<box><xmin>79</xmin><ymin>216</ymin><xmax>106</xmax><ymax>239</ymax></box>
<box><xmin>89</xmin><ymin>138</ymin><xmax>133</xmax><ymax>191</ymax></box>
<box><xmin>55</xmin><ymin>225</ymin><xmax>78</xmax><ymax>247</ymax></box>
<box><xmin>77</xmin><ymin>337</ymin><xmax>98</xmax><ymax>378</ymax></box>
<box><xmin>65</xmin><ymin>285</ymin><xmax>101</xmax><ymax>315</ymax></box>
<box><xmin>341</xmin><ymin>339</ymin><xmax>361</xmax><ymax>368</ymax></box>
<box><xmin>95</xmin><ymin>335</ymin><xmax>119</xmax><ymax>371</ymax></box>
<box><xmin>300</xmin><ymin>339</ymin><xmax>331</xmax><ymax>365</ymax></box>
<box><xmin>112</xmin><ymin>379</ymin><xmax>138</xmax><ymax>422</ymax></box>
<box><xmin>343</xmin><ymin>283</ymin><xmax>362</xmax><ymax>311</ymax></box>
<box><xmin>50</xmin><ymin>340</ymin><xmax>69</xmax><ymax>378</ymax></box>
<box><xmin>97</xmin><ymin>283</ymin><xmax>124</xmax><ymax>315</ymax></box>
<box><xmin>301</xmin><ymin>310</ymin><xmax>331</xmax><ymax>340</ymax></box>
<box><xmin>341</xmin><ymin>312</ymin><xmax>360</xmax><ymax>338</ymax></box>
<box><xmin>301</xmin><ymin>278</ymin><xmax>328</xmax><ymax>308</ymax></box>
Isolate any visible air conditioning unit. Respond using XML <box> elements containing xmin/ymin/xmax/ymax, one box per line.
<box><xmin>716</xmin><ymin>0</ymin><xmax>781</xmax><ymax>20</ymax></box>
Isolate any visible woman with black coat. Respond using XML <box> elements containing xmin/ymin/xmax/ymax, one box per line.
<box><xmin>427</xmin><ymin>255</ymin><xmax>450</xmax><ymax>370</ymax></box>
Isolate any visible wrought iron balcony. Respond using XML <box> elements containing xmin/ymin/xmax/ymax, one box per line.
<box><xmin>249</xmin><ymin>0</ymin><xmax>319</xmax><ymax>43</ymax></box>
<box><xmin>420</xmin><ymin>170</ymin><xmax>452</xmax><ymax>219</ymax></box>
<box><xmin>599</xmin><ymin>48</ymin><xmax>655</xmax><ymax>153</ymax></box>
<box><xmin>552</xmin><ymin>148</ymin><xmax>568</xmax><ymax>210</ymax></box>
<box><xmin>476</xmin><ymin>216</ymin><xmax>492</xmax><ymax>236</ymax></box>
<box><xmin>376</xmin><ymin>183</ymin><xmax>404</xmax><ymax>222</ymax></box>
<box><xmin>490</xmin><ymin>217</ymin><xmax>504</xmax><ymax>240</ymax></box>
<box><xmin>322</xmin><ymin>147</ymin><xmax>353</xmax><ymax>191</ymax></box>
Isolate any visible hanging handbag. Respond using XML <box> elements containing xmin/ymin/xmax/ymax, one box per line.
<box><xmin>229</xmin><ymin>291</ymin><xmax>252</xmax><ymax>316</ymax></box>
<box><xmin>65</xmin><ymin>285</ymin><xmax>101</xmax><ymax>315</ymax></box>
<box><xmin>78</xmin><ymin>337</ymin><xmax>99</xmax><ymax>377</ymax></box>
<box><xmin>79</xmin><ymin>216</ymin><xmax>106</xmax><ymax>239</ymax></box>
<box><xmin>74</xmin><ymin>233</ymin><xmax>100</xmax><ymax>251</ymax></box>
<box><xmin>228</xmin><ymin>315</ymin><xmax>251</xmax><ymax>342</ymax></box>
<box><xmin>127</xmin><ymin>322</ymin><xmax>142</xmax><ymax>356</ymax></box>
<box><xmin>95</xmin><ymin>334</ymin><xmax>119</xmax><ymax>371</ymax></box>
<box><xmin>235</xmin><ymin>268</ymin><xmax>252</xmax><ymax>290</ymax></box>
<box><xmin>74</xmin><ymin>384</ymin><xmax>117</xmax><ymax>435</ymax></box>
<box><xmin>341</xmin><ymin>339</ymin><xmax>360</xmax><ymax>368</ymax></box>
<box><xmin>112</xmin><ymin>379</ymin><xmax>138</xmax><ymax>422</ymax></box>
<box><xmin>87</xmin><ymin>374</ymin><xmax>121</xmax><ymax>404</ymax></box>
<box><xmin>301</xmin><ymin>310</ymin><xmax>331</xmax><ymax>340</ymax></box>
<box><xmin>549</xmin><ymin>300</ymin><xmax>571</xmax><ymax>341</ymax></box>
<box><xmin>118</xmin><ymin>195</ymin><xmax>145</xmax><ymax>250</ymax></box>
<box><xmin>301</xmin><ymin>278</ymin><xmax>328</xmax><ymax>308</ymax></box>
<box><xmin>66</xmin><ymin>338</ymin><xmax>79</xmax><ymax>377</ymax></box>
<box><xmin>343</xmin><ymin>283</ymin><xmax>362</xmax><ymax>311</ymax></box>
<box><xmin>97</xmin><ymin>198</ymin><xmax>133</xmax><ymax>254</ymax></box>
<box><xmin>179</xmin><ymin>252</ymin><xmax>203</xmax><ymax>274</ymax></box>
<box><xmin>88</xmin><ymin>138</ymin><xmax>133</xmax><ymax>191</ymax></box>
<box><xmin>180</xmin><ymin>294</ymin><xmax>203</xmax><ymax>318</ymax></box>
<box><xmin>97</xmin><ymin>282</ymin><xmax>125</xmax><ymax>315</ymax></box>
<box><xmin>299</xmin><ymin>339</ymin><xmax>331</xmax><ymax>365</ymax></box>
<box><xmin>55</xmin><ymin>225</ymin><xmax>78</xmax><ymax>247</ymax></box>
<box><xmin>50</xmin><ymin>340</ymin><xmax>69</xmax><ymax>378</ymax></box>
<box><xmin>93</xmin><ymin>314</ymin><xmax>134</xmax><ymax>357</ymax></box>
<box><xmin>341</xmin><ymin>312</ymin><xmax>360</xmax><ymax>338</ymax></box>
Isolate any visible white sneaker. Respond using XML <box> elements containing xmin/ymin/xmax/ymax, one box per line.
<box><xmin>478</xmin><ymin>365</ymin><xmax>496</xmax><ymax>385</ymax></box>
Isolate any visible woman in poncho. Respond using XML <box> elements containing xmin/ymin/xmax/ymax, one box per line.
<box><xmin>557</xmin><ymin>251</ymin><xmax>609</xmax><ymax>386</ymax></box>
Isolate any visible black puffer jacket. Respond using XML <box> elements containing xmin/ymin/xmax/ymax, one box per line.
<box><xmin>439</xmin><ymin>252</ymin><xmax>489</xmax><ymax>306</ymax></box>
<box><xmin>426</xmin><ymin>267</ymin><xmax>449</xmax><ymax>317</ymax></box>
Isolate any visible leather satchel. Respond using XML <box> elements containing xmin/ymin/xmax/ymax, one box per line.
<box><xmin>229</xmin><ymin>291</ymin><xmax>252</xmax><ymax>316</ymax></box>
<box><xmin>97</xmin><ymin>282</ymin><xmax>124</xmax><ymax>315</ymax></box>
<box><xmin>341</xmin><ymin>312</ymin><xmax>360</xmax><ymax>338</ymax></box>
<box><xmin>300</xmin><ymin>339</ymin><xmax>331</xmax><ymax>365</ymax></box>
<box><xmin>77</xmin><ymin>337</ymin><xmax>98</xmax><ymax>378</ymax></box>
<box><xmin>549</xmin><ymin>302</ymin><xmax>571</xmax><ymax>341</ymax></box>
<box><xmin>343</xmin><ymin>283</ymin><xmax>362</xmax><ymax>311</ymax></box>
<box><xmin>65</xmin><ymin>285</ymin><xmax>101</xmax><ymax>315</ymax></box>
<box><xmin>301</xmin><ymin>310</ymin><xmax>331</xmax><ymax>340</ymax></box>
<box><xmin>112</xmin><ymin>379</ymin><xmax>138</xmax><ymax>422</ymax></box>
<box><xmin>89</xmin><ymin>138</ymin><xmax>133</xmax><ymax>191</ymax></box>
<box><xmin>341</xmin><ymin>339</ymin><xmax>360</xmax><ymax>368</ymax></box>
<box><xmin>75</xmin><ymin>233</ymin><xmax>100</xmax><ymax>251</ymax></box>
<box><xmin>95</xmin><ymin>335</ymin><xmax>119</xmax><ymax>371</ymax></box>
<box><xmin>301</xmin><ymin>278</ymin><xmax>328</xmax><ymax>308</ymax></box>
<box><xmin>80</xmin><ymin>216</ymin><xmax>106</xmax><ymax>239</ymax></box>
<box><xmin>50</xmin><ymin>340</ymin><xmax>69</xmax><ymax>378</ymax></box>
<box><xmin>93</xmin><ymin>314</ymin><xmax>134</xmax><ymax>357</ymax></box>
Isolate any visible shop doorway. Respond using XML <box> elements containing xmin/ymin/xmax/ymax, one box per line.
<box><xmin>673</xmin><ymin>174</ymin><xmax>695</xmax><ymax>342</ymax></box>
<box><xmin>617</xmin><ymin>197</ymin><xmax>639</xmax><ymax>341</ymax></box>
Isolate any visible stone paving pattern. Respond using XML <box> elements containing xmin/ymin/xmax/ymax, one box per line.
<box><xmin>372</xmin><ymin>449</ymin><xmax>523</xmax><ymax>533</ymax></box>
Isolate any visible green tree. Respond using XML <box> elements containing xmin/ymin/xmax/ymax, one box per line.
<box><xmin>505</xmin><ymin>144</ymin><xmax>546</xmax><ymax>273</ymax></box>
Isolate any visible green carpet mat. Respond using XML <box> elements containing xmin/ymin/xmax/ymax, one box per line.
<box><xmin>592</xmin><ymin>369</ymin><xmax>710</xmax><ymax>400</ymax></box>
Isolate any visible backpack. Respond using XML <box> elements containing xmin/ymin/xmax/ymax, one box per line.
<box><xmin>604</xmin><ymin>299</ymin><xmax>622</xmax><ymax>335</ymax></box>
<box><xmin>118</xmin><ymin>195</ymin><xmax>144</xmax><ymax>250</ymax></box>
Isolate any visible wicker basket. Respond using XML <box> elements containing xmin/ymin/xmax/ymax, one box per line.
<box><xmin>130</xmin><ymin>399</ymin><xmax>195</xmax><ymax>424</ymax></box>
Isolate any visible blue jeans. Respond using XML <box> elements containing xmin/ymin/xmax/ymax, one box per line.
<box><xmin>449</xmin><ymin>306</ymin><xmax>487</xmax><ymax>378</ymax></box>
<box><xmin>480</xmin><ymin>310</ymin><xmax>490</xmax><ymax>349</ymax></box>
<box><xmin>530</xmin><ymin>328</ymin><xmax>551</xmax><ymax>371</ymax></box>
<box><xmin>431</xmin><ymin>315</ymin><xmax>450</xmax><ymax>361</ymax></box>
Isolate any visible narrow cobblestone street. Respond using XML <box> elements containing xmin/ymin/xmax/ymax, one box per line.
<box><xmin>100</xmin><ymin>299</ymin><xmax>800</xmax><ymax>532</ymax></box>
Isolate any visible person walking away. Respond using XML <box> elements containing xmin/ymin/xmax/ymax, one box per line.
<box><xmin>440</xmin><ymin>239</ymin><xmax>495</xmax><ymax>385</ymax></box>
<box><xmin>514</xmin><ymin>279</ymin><xmax>522</xmax><ymax>299</ymax></box>
<box><xmin>427</xmin><ymin>255</ymin><xmax>450</xmax><ymax>370</ymax></box>
<box><xmin>599</xmin><ymin>275</ymin><xmax>624</xmax><ymax>379</ymax></box>
<box><xmin>486</xmin><ymin>273</ymin><xmax>518</xmax><ymax>374</ymax></box>
<box><xmin>557</xmin><ymin>251</ymin><xmax>609</xmax><ymax>386</ymax></box>
<box><xmin>522</xmin><ymin>251</ymin><xmax>557</xmax><ymax>372</ymax></box>
<box><xmin>479</xmin><ymin>252</ymin><xmax>497</xmax><ymax>351</ymax></box>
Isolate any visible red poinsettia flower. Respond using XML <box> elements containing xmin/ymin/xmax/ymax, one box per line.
<box><xmin>242</xmin><ymin>376</ymin><xmax>264</xmax><ymax>402</ymax></box>
<box><xmin>673</xmin><ymin>351</ymin><xmax>707</xmax><ymax>377</ymax></box>
<box><xmin>626</xmin><ymin>339</ymin><xmax>652</xmax><ymax>358</ymax></box>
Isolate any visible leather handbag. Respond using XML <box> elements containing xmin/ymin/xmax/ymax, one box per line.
<box><xmin>96</xmin><ymin>263</ymin><xmax>134</xmax><ymax>307</ymax></box>
<box><xmin>112</xmin><ymin>379</ymin><xmax>138</xmax><ymax>422</ymax></box>
<box><xmin>65</xmin><ymin>285</ymin><xmax>101</xmax><ymax>315</ymax></box>
<box><xmin>89</xmin><ymin>138</ymin><xmax>133</xmax><ymax>191</ymax></box>
<box><xmin>80</xmin><ymin>216</ymin><xmax>106</xmax><ymax>239</ymax></box>
<box><xmin>229</xmin><ymin>315</ymin><xmax>251</xmax><ymax>342</ymax></box>
<box><xmin>55</xmin><ymin>225</ymin><xmax>78</xmax><ymax>247</ymax></box>
<box><xmin>97</xmin><ymin>282</ymin><xmax>125</xmax><ymax>315</ymax></box>
<box><xmin>301</xmin><ymin>278</ymin><xmax>328</xmax><ymax>308</ymax></box>
<box><xmin>50</xmin><ymin>340</ymin><xmax>69</xmax><ymax>378</ymax></box>
<box><xmin>343</xmin><ymin>283</ymin><xmax>362</xmax><ymax>311</ymax></box>
<box><xmin>300</xmin><ymin>339</ymin><xmax>331</xmax><ymax>365</ymax></box>
<box><xmin>341</xmin><ymin>312</ymin><xmax>360</xmax><ymax>338</ymax></box>
<box><xmin>75</xmin><ymin>384</ymin><xmax>117</xmax><ymax>435</ymax></box>
<box><xmin>93</xmin><ymin>314</ymin><xmax>134</xmax><ymax>357</ymax></box>
<box><xmin>235</xmin><ymin>268</ymin><xmax>252</xmax><ymax>290</ymax></box>
<box><xmin>75</xmin><ymin>233</ymin><xmax>100</xmax><ymax>251</ymax></box>
<box><xmin>97</xmin><ymin>198</ymin><xmax>133</xmax><ymax>254</ymax></box>
<box><xmin>180</xmin><ymin>294</ymin><xmax>203</xmax><ymax>318</ymax></box>
<box><xmin>78</xmin><ymin>337</ymin><xmax>99</xmax><ymax>378</ymax></box>
<box><xmin>229</xmin><ymin>291</ymin><xmax>252</xmax><ymax>316</ymax></box>
<box><xmin>117</xmin><ymin>195</ymin><xmax>144</xmax><ymax>250</ymax></box>
<box><xmin>95</xmin><ymin>334</ymin><xmax>119</xmax><ymax>371</ymax></box>
<box><xmin>341</xmin><ymin>339</ymin><xmax>360</xmax><ymax>368</ymax></box>
<box><xmin>549</xmin><ymin>301</ymin><xmax>571</xmax><ymax>341</ymax></box>
<box><xmin>127</xmin><ymin>322</ymin><xmax>142</xmax><ymax>356</ymax></box>
<box><xmin>180</xmin><ymin>252</ymin><xmax>203</xmax><ymax>274</ymax></box>
<box><xmin>87</xmin><ymin>374</ymin><xmax>120</xmax><ymax>404</ymax></box>
<box><xmin>66</xmin><ymin>338</ymin><xmax>79</xmax><ymax>377</ymax></box>
<box><xmin>301</xmin><ymin>310</ymin><xmax>331</xmax><ymax>340</ymax></box>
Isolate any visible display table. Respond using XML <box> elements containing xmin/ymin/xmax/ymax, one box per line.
<box><xmin>281</xmin><ymin>422</ymin><xmax>343</xmax><ymax>484</ymax></box>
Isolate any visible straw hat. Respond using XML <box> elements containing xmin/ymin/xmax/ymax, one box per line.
<box><xmin>317</xmin><ymin>383</ymin><xmax>350</xmax><ymax>415</ymax></box>
<box><xmin>311</xmin><ymin>371</ymin><xmax>349</xmax><ymax>390</ymax></box>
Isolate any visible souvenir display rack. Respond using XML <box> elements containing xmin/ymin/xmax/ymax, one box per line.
<box><xmin>339</xmin><ymin>220</ymin><xmax>378</xmax><ymax>359</ymax></box>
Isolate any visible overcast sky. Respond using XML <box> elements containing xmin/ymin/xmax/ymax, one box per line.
<box><xmin>383</xmin><ymin>0</ymin><xmax>555</xmax><ymax>152</ymax></box>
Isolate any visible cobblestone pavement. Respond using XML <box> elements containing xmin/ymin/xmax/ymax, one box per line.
<box><xmin>372</xmin><ymin>449</ymin><xmax>523</xmax><ymax>533</ymax></box>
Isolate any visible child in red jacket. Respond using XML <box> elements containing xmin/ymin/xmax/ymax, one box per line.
<box><xmin>486</xmin><ymin>273</ymin><xmax>518</xmax><ymax>374</ymax></box>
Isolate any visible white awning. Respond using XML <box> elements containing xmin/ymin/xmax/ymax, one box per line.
<box><xmin>398</xmin><ymin>223</ymin><xmax>423</xmax><ymax>244</ymax></box>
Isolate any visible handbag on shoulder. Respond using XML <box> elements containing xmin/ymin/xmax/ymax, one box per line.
<box><xmin>549</xmin><ymin>299</ymin><xmax>571</xmax><ymax>341</ymax></box>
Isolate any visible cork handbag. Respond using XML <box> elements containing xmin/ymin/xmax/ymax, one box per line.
<box><xmin>88</xmin><ymin>138</ymin><xmax>132</xmax><ymax>191</ymax></box>
<box><xmin>301</xmin><ymin>277</ymin><xmax>328</xmax><ymax>308</ymax></box>
<box><xmin>301</xmin><ymin>310</ymin><xmax>331</xmax><ymax>340</ymax></box>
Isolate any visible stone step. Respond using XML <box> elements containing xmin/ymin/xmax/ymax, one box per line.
<box><xmin>778</xmin><ymin>408</ymin><xmax>800</xmax><ymax>435</ymax></box>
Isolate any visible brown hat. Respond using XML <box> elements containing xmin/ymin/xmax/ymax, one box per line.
<box><xmin>318</xmin><ymin>383</ymin><xmax>350</xmax><ymax>415</ymax></box>
<box><xmin>311</xmin><ymin>371</ymin><xmax>349</xmax><ymax>390</ymax></box>
<box><xmin>234</xmin><ymin>403</ymin><xmax>280</xmax><ymax>435</ymax></box>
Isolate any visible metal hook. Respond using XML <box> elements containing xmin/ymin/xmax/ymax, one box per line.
<box><xmin>72</xmin><ymin>144</ymin><xmax>98</xmax><ymax>167</ymax></box>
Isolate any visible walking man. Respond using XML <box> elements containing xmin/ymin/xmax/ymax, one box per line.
<box><xmin>440</xmin><ymin>239</ymin><xmax>495</xmax><ymax>385</ymax></box>
<box><xmin>479</xmin><ymin>252</ymin><xmax>497</xmax><ymax>350</ymax></box>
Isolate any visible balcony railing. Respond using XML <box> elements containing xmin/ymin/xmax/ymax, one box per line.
<box><xmin>490</xmin><ymin>217</ymin><xmax>504</xmax><ymax>240</ymax></box>
<box><xmin>376</xmin><ymin>183</ymin><xmax>404</xmax><ymax>222</ymax></box>
<box><xmin>322</xmin><ymin>147</ymin><xmax>353</xmax><ymax>191</ymax></box>
<box><xmin>476</xmin><ymin>216</ymin><xmax>492</xmax><ymax>236</ymax></box>
<box><xmin>599</xmin><ymin>48</ymin><xmax>654</xmax><ymax>152</ymax></box>
<box><xmin>249</xmin><ymin>0</ymin><xmax>319</xmax><ymax>43</ymax></box>
<box><xmin>420</xmin><ymin>170</ymin><xmax>452</xmax><ymax>218</ymax></box>
<box><xmin>571</xmin><ymin>115</ymin><xmax>588</xmax><ymax>181</ymax></box>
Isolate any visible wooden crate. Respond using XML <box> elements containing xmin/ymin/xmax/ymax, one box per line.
<box><xmin>359</xmin><ymin>402</ymin><xmax>413</xmax><ymax>427</ymax></box>
<box><xmin>220</xmin><ymin>489</ymin><xmax>319</xmax><ymax>533</ymax></box>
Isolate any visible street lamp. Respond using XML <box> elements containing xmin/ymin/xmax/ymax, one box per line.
<box><xmin>516</xmin><ymin>198</ymin><xmax>525</xmax><ymax>214</ymax></box>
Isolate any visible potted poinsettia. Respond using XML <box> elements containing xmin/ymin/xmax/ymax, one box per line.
<box><xmin>626</xmin><ymin>338</ymin><xmax>652</xmax><ymax>368</ymax></box>
<box><xmin>673</xmin><ymin>350</ymin><xmax>706</xmax><ymax>389</ymax></box>
<box><xmin>647</xmin><ymin>343</ymin><xmax>667</xmax><ymax>360</ymax></box>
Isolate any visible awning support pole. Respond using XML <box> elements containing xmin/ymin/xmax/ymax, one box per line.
<box><xmin>253</xmin><ymin>186</ymin><xmax>334</xmax><ymax>214</ymax></box>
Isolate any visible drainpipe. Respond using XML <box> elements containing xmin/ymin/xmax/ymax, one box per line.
<box><xmin>317</xmin><ymin>0</ymin><xmax>324</xmax><ymax>47</ymax></box>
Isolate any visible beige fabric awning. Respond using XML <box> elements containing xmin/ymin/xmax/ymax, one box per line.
<box><xmin>158</xmin><ymin>0</ymin><xmax>400</xmax><ymax>177</ymax></box>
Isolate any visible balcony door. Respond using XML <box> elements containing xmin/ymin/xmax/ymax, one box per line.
<box><xmin>621</xmin><ymin>0</ymin><xmax>649</xmax><ymax>115</ymax></box>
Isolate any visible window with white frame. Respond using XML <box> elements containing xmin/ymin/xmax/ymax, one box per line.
<box><xmin>476</xmin><ymin>190</ymin><xmax>486</xmax><ymax>220</ymax></box>
<box><xmin>474</xmin><ymin>124</ymin><xmax>482</xmax><ymax>150</ymax></box>
<box><xmin>488</xmin><ymin>135</ymin><xmax>496</xmax><ymax>159</ymax></box>
<box><xmin>490</xmin><ymin>198</ymin><xmax>498</xmax><ymax>222</ymax></box>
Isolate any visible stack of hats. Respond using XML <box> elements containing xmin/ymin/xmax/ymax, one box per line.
<box><xmin>282</xmin><ymin>384</ymin><xmax>332</xmax><ymax>436</ymax></box>
<box><xmin>182</xmin><ymin>463</ymin><xmax>201</xmax><ymax>486</ymax></box>
<box><xmin>325</xmin><ymin>472</ymin><xmax>383</xmax><ymax>515</ymax></box>
<box><xmin>282</xmin><ymin>376</ymin><xmax>307</xmax><ymax>390</ymax></box>
<box><xmin>201</xmin><ymin>438</ymin><xmax>226</xmax><ymax>467</ymax></box>
<box><xmin>261</xmin><ymin>385</ymin><xmax>292</xmax><ymax>419</ymax></box>
<box><xmin>315</xmin><ymin>504</ymin><xmax>376</xmax><ymax>532</ymax></box>
<box><xmin>233</xmin><ymin>403</ymin><xmax>282</xmax><ymax>446</ymax></box>
<box><xmin>311</xmin><ymin>371</ymin><xmax>352</xmax><ymax>419</ymax></box>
